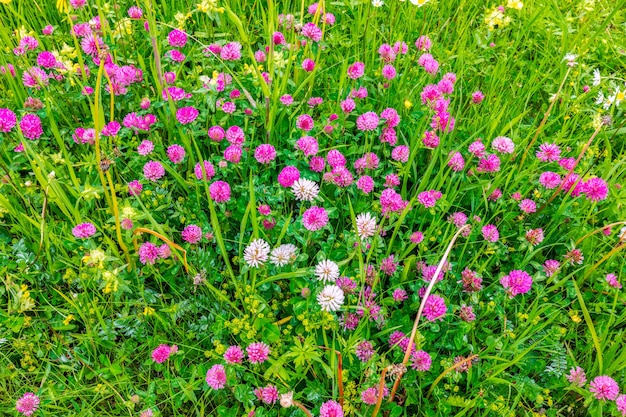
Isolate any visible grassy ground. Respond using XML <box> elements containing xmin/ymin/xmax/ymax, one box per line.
<box><xmin>1</xmin><ymin>0</ymin><xmax>626</xmax><ymax>416</ymax></box>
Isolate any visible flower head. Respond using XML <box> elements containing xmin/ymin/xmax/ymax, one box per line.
<box><xmin>589</xmin><ymin>375</ymin><xmax>619</xmax><ymax>401</ymax></box>
<box><xmin>72</xmin><ymin>222</ymin><xmax>96</xmax><ymax>238</ymax></box>
<box><xmin>247</xmin><ymin>342</ymin><xmax>270</xmax><ymax>364</ymax></box>
<box><xmin>243</xmin><ymin>239</ymin><xmax>270</xmax><ymax>268</ymax></box>
<box><xmin>302</xmin><ymin>206</ymin><xmax>329</xmax><ymax>231</ymax></box>
<box><xmin>205</xmin><ymin>364</ymin><xmax>227</xmax><ymax>389</ymax></box>
<box><xmin>318</xmin><ymin>285</ymin><xmax>345</xmax><ymax>312</ymax></box>
<box><xmin>500</xmin><ymin>270</ymin><xmax>533</xmax><ymax>297</ymax></box>
<box><xmin>16</xmin><ymin>393</ymin><xmax>40</xmax><ymax>417</ymax></box>
<box><xmin>314</xmin><ymin>259</ymin><xmax>339</xmax><ymax>283</ymax></box>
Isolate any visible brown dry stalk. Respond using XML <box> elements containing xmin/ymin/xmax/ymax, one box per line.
<box><xmin>388</xmin><ymin>224</ymin><xmax>470</xmax><ymax>402</ymax></box>
<box><xmin>371</xmin><ymin>367</ymin><xmax>388</xmax><ymax>417</ymax></box>
<box><xmin>426</xmin><ymin>354</ymin><xmax>479</xmax><ymax>397</ymax></box>
<box><xmin>318</xmin><ymin>346</ymin><xmax>344</xmax><ymax>406</ymax></box>
<box><xmin>293</xmin><ymin>401</ymin><xmax>314</xmax><ymax>417</ymax></box>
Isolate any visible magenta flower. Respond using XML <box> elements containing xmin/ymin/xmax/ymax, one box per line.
<box><xmin>208</xmin><ymin>126</ymin><xmax>225</xmax><ymax>142</ymax></box>
<box><xmin>143</xmin><ymin>161</ymin><xmax>165</xmax><ymax>182</ymax></box>
<box><xmin>302</xmin><ymin>58</ymin><xmax>315</xmax><ymax>72</ymax></box>
<box><xmin>194</xmin><ymin>161</ymin><xmax>215</xmax><ymax>181</ymax></box>
<box><xmin>167</xmin><ymin>29</ymin><xmax>188</xmax><ymax>48</ymax></box>
<box><xmin>182</xmin><ymin>224</ymin><xmax>202</xmax><ymax>244</ymax></box>
<box><xmin>471</xmin><ymin>91</ymin><xmax>485</xmax><ymax>104</ymax></box>
<box><xmin>139</xmin><ymin>242</ymin><xmax>159</xmax><ymax>265</ymax></box>
<box><xmin>417</xmin><ymin>190</ymin><xmax>442</xmax><ymax>208</ymax></box>
<box><xmin>0</xmin><ymin>108</ymin><xmax>17</xmax><ymax>132</ymax></box>
<box><xmin>355</xmin><ymin>340</ymin><xmax>375</xmax><ymax>362</ymax></box>
<box><xmin>209</xmin><ymin>180</ymin><xmax>231</xmax><ymax>203</ymax></box>
<box><xmin>16</xmin><ymin>392</ymin><xmax>40</xmax><ymax>417</ymax></box>
<box><xmin>220</xmin><ymin>42</ymin><xmax>242</xmax><ymax>60</ymax></box>
<box><xmin>296</xmin><ymin>114</ymin><xmax>314</xmax><ymax>131</ymax></box>
<box><xmin>500</xmin><ymin>270</ymin><xmax>533</xmax><ymax>297</ymax></box>
<box><xmin>128</xmin><ymin>180</ymin><xmax>143</xmax><ymax>196</ymax></box>
<box><xmin>422</xmin><ymin>295</ymin><xmax>447</xmax><ymax>321</ymax></box>
<box><xmin>589</xmin><ymin>375</ymin><xmax>619</xmax><ymax>401</ymax></box>
<box><xmin>206</xmin><ymin>364</ymin><xmax>227</xmax><ymax>389</ymax></box>
<box><xmin>320</xmin><ymin>400</ymin><xmax>344</xmax><ymax>417</ymax></box>
<box><xmin>617</xmin><ymin>395</ymin><xmax>626</xmax><ymax>416</ymax></box>
<box><xmin>247</xmin><ymin>342</ymin><xmax>270</xmax><ymax>364</ymax></box>
<box><xmin>302</xmin><ymin>206</ymin><xmax>329</xmax><ymax>231</ymax></box>
<box><xmin>347</xmin><ymin>62</ymin><xmax>365</xmax><ymax>79</ymax></box>
<box><xmin>391</xmin><ymin>145</ymin><xmax>409</xmax><ymax>163</ymax></box>
<box><xmin>459</xmin><ymin>305</ymin><xmax>476</xmax><ymax>322</ymax></box>
<box><xmin>481</xmin><ymin>224</ymin><xmax>499</xmax><ymax>242</ymax></box>
<box><xmin>583</xmin><ymin>177</ymin><xmax>609</xmax><ymax>202</ymax></box>
<box><xmin>72</xmin><ymin>222</ymin><xmax>96</xmax><ymax>239</ymax></box>
<box><xmin>415</xmin><ymin>35</ymin><xmax>432</xmax><ymax>51</ymax></box>
<box><xmin>223</xmin><ymin>346</ymin><xmax>244</xmax><ymax>364</ymax></box>
<box><xmin>301</xmin><ymin>22</ymin><xmax>322</xmax><ymax>42</ymax></box>
<box><xmin>519</xmin><ymin>199</ymin><xmax>536</xmax><ymax>214</ymax></box>
<box><xmin>536</xmin><ymin>143</ymin><xmax>561</xmax><ymax>162</ymax></box>
<box><xmin>543</xmin><ymin>260</ymin><xmax>560</xmax><ymax>277</ymax></box>
<box><xmin>19</xmin><ymin>114</ymin><xmax>43</xmax><ymax>140</ymax></box>
<box><xmin>166</xmin><ymin>144</ymin><xmax>185</xmax><ymax>164</ymax></box>
<box><xmin>176</xmin><ymin>106</ymin><xmax>199</xmax><ymax>124</ymax></box>
<box><xmin>254</xmin><ymin>385</ymin><xmax>279</xmax><ymax>404</ymax></box>
<box><xmin>356</xmin><ymin>112</ymin><xmax>379</xmax><ymax>131</ymax></box>
<box><xmin>254</xmin><ymin>144</ymin><xmax>277</xmax><ymax>164</ymax></box>
<box><xmin>410</xmin><ymin>231</ymin><xmax>424</xmax><ymax>244</ymax></box>
<box><xmin>277</xmin><ymin>166</ymin><xmax>300</xmax><ymax>187</ymax></box>
<box><xmin>477</xmin><ymin>154</ymin><xmax>501</xmax><ymax>173</ymax></box>
<box><xmin>382</xmin><ymin>64</ymin><xmax>397</xmax><ymax>80</ymax></box>
<box><xmin>128</xmin><ymin>6</ymin><xmax>143</xmax><ymax>18</ymax></box>
<box><xmin>539</xmin><ymin>171</ymin><xmax>561</xmax><ymax>189</ymax></box>
<box><xmin>606</xmin><ymin>273</ymin><xmax>622</xmax><ymax>289</ymax></box>
<box><xmin>151</xmin><ymin>344</ymin><xmax>173</xmax><ymax>363</ymax></box>
<box><xmin>137</xmin><ymin>140</ymin><xmax>154</xmax><ymax>156</ymax></box>
<box><xmin>356</xmin><ymin>176</ymin><xmax>374</xmax><ymax>194</ymax></box>
<box><xmin>492</xmin><ymin>136</ymin><xmax>515</xmax><ymax>154</ymax></box>
<box><xmin>224</xmin><ymin>146</ymin><xmax>242</xmax><ymax>163</ymax></box>
<box><xmin>411</xmin><ymin>350</ymin><xmax>432</xmax><ymax>371</ymax></box>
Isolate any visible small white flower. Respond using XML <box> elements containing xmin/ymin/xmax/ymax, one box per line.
<box><xmin>563</xmin><ymin>53</ymin><xmax>578</xmax><ymax>67</ymax></box>
<box><xmin>355</xmin><ymin>212</ymin><xmax>377</xmax><ymax>239</ymax></box>
<box><xmin>372</xmin><ymin>0</ymin><xmax>384</xmax><ymax>6</ymax></box>
<box><xmin>317</xmin><ymin>285</ymin><xmax>345</xmax><ymax>312</ymax></box>
<box><xmin>243</xmin><ymin>238</ymin><xmax>270</xmax><ymax>268</ymax></box>
<box><xmin>592</xmin><ymin>68</ymin><xmax>601</xmax><ymax>87</ymax></box>
<box><xmin>595</xmin><ymin>91</ymin><xmax>605</xmax><ymax>105</ymax></box>
<box><xmin>291</xmin><ymin>178</ymin><xmax>320</xmax><ymax>202</ymax></box>
<box><xmin>619</xmin><ymin>226</ymin><xmax>626</xmax><ymax>243</ymax></box>
<box><xmin>270</xmin><ymin>244</ymin><xmax>298</xmax><ymax>267</ymax></box>
<box><xmin>315</xmin><ymin>259</ymin><xmax>340</xmax><ymax>283</ymax></box>
<box><xmin>409</xmin><ymin>0</ymin><xmax>430</xmax><ymax>6</ymax></box>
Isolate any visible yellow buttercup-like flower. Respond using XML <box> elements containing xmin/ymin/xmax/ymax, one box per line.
<box><xmin>0</xmin><ymin>0</ymin><xmax>13</xmax><ymax>5</ymax></box>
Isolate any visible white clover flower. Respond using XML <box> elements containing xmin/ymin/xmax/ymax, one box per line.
<box><xmin>355</xmin><ymin>212</ymin><xmax>377</xmax><ymax>239</ymax></box>
<box><xmin>317</xmin><ymin>285</ymin><xmax>345</xmax><ymax>312</ymax></box>
<box><xmin>315</xmin><ymin>260</ymin><xmax>340</xmax><ymax>283</ymax></box>
<box><xmin>243</xmin><ymin>238</ymin><xmax>270</xmax><ymax>268</ymax></box>
<box><xmin>270</xmin><ymin>244</ymin><xmax>298</xmax><ymax>267</ymax></box>
<box><xmin>291</xmin><ymin>178</ymin><xmax>320</xmax><ymax>201</ymax></box>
